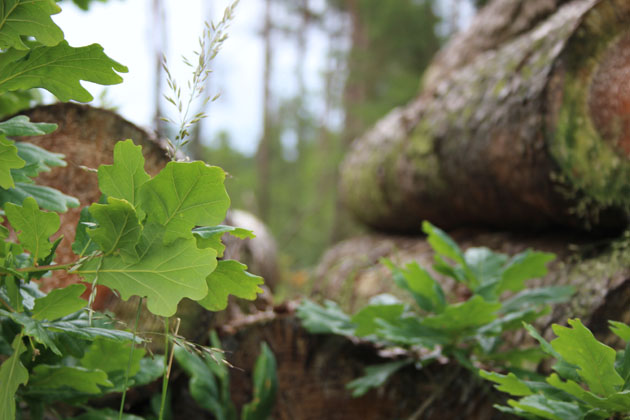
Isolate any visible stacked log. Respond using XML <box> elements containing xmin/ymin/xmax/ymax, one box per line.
<box><xmin>340</xmin><ymin>0</ymin><xmax>630</xmax><ymax>233</ymax></box>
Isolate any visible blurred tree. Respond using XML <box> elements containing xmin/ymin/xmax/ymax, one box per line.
<box><xmin>206</xmin><ymin>0</ymin><xmax>444</xmax><ymax>269</ymax></box>
<box><xmin>329</xmin><ymin>0</ymin><xmax>443</xmax><ymax>242</ymax></box>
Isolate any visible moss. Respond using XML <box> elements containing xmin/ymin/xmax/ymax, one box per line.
<box><xmin>549</xmin><ymin>26</ymin><xmax>630</xmax><ymax>220</ymax></box>
<box><xmin>492</xmin><ymin>78</ymin><xmax>507</xmax><ymax>98</ymax></box>
<box><xmin>405</xmin><ymin>120</ymin><xmax>447</xmax><ymax>193</ymax></box>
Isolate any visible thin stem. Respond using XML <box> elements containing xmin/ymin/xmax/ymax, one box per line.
<box><xmin>159</xmin><ymin>317</ymin><xmax>170</xmax><ymax>420</ymax></box>
<box><xmin>0</xmin><ymin>295</ymin><xmax>15</xmax><ymax>312</ymax></box>
<box><xmin>87</xmin><ymin>256</ymin><xmax>104</xmax><ymax>326</ymax></box>
<box><xmin>166</xmin><ymin>318</ymin><xmax>180</xmax><ymax>380</ymax></box>
<box><xmin>0</xmin><ymin>262</ymin><xmax>76</xmax><ymax>277</ymax></box>
<box><xmin>118</xmin><ymin>297</ymin><xmax>144</xmax><ymax>420</ymax></box>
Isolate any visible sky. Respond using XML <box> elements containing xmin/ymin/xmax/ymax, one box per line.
<box><xmin>52</xmin><ymin>0</ymin><xmax>473</xmax><ymax>155</ymax></box>
<box><xmin>52</xmin><ymin>0</ymin><xmax>329</xmax><ymax>155</ymax></box>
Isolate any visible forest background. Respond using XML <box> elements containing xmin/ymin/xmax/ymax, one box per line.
<box><xmin>40</xmin><ymin>0</ymin><xmax>489</xmax><ymax>279</ymax></box>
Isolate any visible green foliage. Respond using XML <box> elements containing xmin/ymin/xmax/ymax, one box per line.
<box><xmin>0</xmin><ymin>41</ymin><xmax>126</xmax><ymax>102</ymax></box>
<box><xmin>31</xmin><ymin>283</ymin><xmax>86</xmax><ymax>320</ymax></box>
<box><xmin>193</xmin><ymin>225</ymin><xmax>254</xmax><ymax>258</ymax></box>
<box><xmin>0</xmin><ymin>0</ymin><xmax>64</xmax><ymax>50</ymax></box>
<box><xmin>0</xmin><ymin>124</ymin><xmax>263</xmax><ymax>418</ymax></box>
<box><xmin>0</xmin><ymin>3</ymin><xmax>262</xmax><ymax>418</ymax></box>
<box><xmin>298</xmin><ymin>221</ymin><xmax>573</xmax><ymax>396</ymax></box>
<box><xmin>482</xmin><ymin>319</ymin><xmax>630</xmax><ymax>419</ymax></box>
<box><xmin>138</xmin><ymin>161</ymin><xmax>230</xmax><ymax>244</ymax></box>
<box><xmin>97</xmin><ymin>140</ymin><xmax>150</xmax><ymax>211</ymax></box>
<box><xmin>346</xmin><ymin>359</ymin><xmax>413</xmax><ymax>397</ymax></box>
<box><xmin>199</xmin><ymin>260</ymin><xmax>263</xmax><ymax>311</ymax></box>
<box><xmin>174</xmin><ymin>332</ymin><xmax>277</xmax><ymax>420</ymax></box>
<box><xmin>5</xmin><ymin>196</ymin><xmax>60</xmax><ymax>262</ymax></box>
<box><xmin>0</xmin><ymin>0</ymin><xmax>127</xmax><ymax>118</ymax></box>
<box><xmin>0</xmin><ymin>335</ymin><xmax>28</xmax><ymax>420</ymax></box>
<box><xmin>0</xmin><ymin>136</ymin><xmax>24</xmax><ymax>188</ymax></box>
<box><xmin>241</xmin><ymin>342</ymin><xmax>277</xmax><ymax>420</ymax></box>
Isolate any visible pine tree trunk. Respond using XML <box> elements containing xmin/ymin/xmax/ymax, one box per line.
<box><xmin>340</xmin><ymin>0</ymin><xmax>630</xmax><ymax>233</ymax></box>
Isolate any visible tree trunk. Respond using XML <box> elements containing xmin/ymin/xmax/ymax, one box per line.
<box><xmin>340</xmin><ymin>0</ymin><xmax>630</xmax><ymax>233</ymax></box>
<box><xmin>256</xmin><ymin>0</ymin><xmax>274</xmax><ymax>223</ymax></box>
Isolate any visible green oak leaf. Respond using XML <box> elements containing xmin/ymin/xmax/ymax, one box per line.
<box><xmin>610</xmin><ymin>321</ymin><xmax>630</xmax><ymax>342</ymax></box>
<box><xmin>0</xmin><ymin>115</ymin><xmax>57</xmax><ymax>136</ymax></box>
<box><xmin>374</xmin><ymin>317</ymin><xmax>448</xmax><ymax>348</ymax></box>
<box><xmin>498</xmin><ymin>286</ymin><xmax>574</xmax><ymax>316</ymax></box>
<box><xmin>507</xmin><ymin>394</ymin><xmax>585</xmax><ymax>420</ymax></box>
<box><xmin>0</xmin><ymin>0</ymin><xmax>64</xmax><ymax>50</ymax></box>
<box><xmin>0</xmin><ymin>181</ymin><xmax>79</xmax><ymax>212</ymax></box>
<box><xmin>464</xmin><ymin>247</ymin><xmax>507</xmax><ymax>289</ymax></box>
<box><xmin>198</xmin><ymin>259</ymin><xmax>263</xmax><ymax>311</ymax></box>
<box><xmin>193</xmin><ymin>225</ymin><xmax>255</xmax><ymax>257</ymax></box>
<box><xmin>32</xmin><ymin>284</ymin><xmax>87</xmax><ymax>321</ymax></box>
<box><xmin>139</xmin><ymin>161</ymin><xmax>230</xmax><ymax>244</ymax></box>
<box><xmin>551</xmin><ymin>318</ymin><xmax>623</xmax><ymax>397</ymax></box>
<box><xmin>547</xmin><ymin>373</ymin><xmax>630</xmax><ymax>412</ymax></box>
<box><xmin>0</xmin><ymin>41</ymin><xmax>128</xmax><ymax>102</ymax></box>
<box><xmin>81</xmin><ymin>338</ymin><xmax>145</xmax><ymax>376</ymax></box>
<box><xmin>296</xmin><ymin>299</ymin><xmax>355</xmax><ymax>336</ymax></box>
<box><xmin>0</xmin><ymin>135</ymin><xmax>24</xmax><ymax>188</ymax></box>
<box><xmin>43</xmin><ymin>318</ymin><xmax>140</xmax><ymax>343</ymax></box>
<box><xmin>0</xmin><ymin>90</ymin><xmax>39</xmax><ymax>116</ymax></box>
<box><xmin>88</xmin><ymin>197</ymin><xmax>141</xmax><ymax>256</ymax></box>
<box><xmin>382</xmin><ymin>258</ymin><xmax>445</xmax><ymax>313</ymax></box>
<box><xmin>174</xmin><ymin>336</ymin><xmax>236</xmax><ymax>419</ymax></box>
<box><xmin>78</xmin><ymin>224</ymin><xmax>217</xmax><ymax>317</ymax></box>
<box><xmin>29</xmin><ymin>365</ymin><xmax>112</xmax><ymax>394</ymax></box>
<box><xmin>14</xmin><ymin>141</ymin><xmax>65</xmax><ymax>181</ymax></box>
<box><xmin>5</xmin><ymin>196</ymin><xmax>59</xmax><ymax>262</ymax></box>
<box><xmin>351</xmin><ymin>295</ymin><xmax>406</xmax><ymax>337</ymax></box>
<box><xmin>0</xmin><ymin>310</ymin><xmax>61</xmax><ymax>355</ymax></box>
<box><xmin>0</xmin><ymin>335</ymin><xmax>28</xmax><ymax>420</ymax></box>
<box><xmin>72</xmin><ymin>206</ymin><xmax>99</xmax><ymax>256</ymax></box>
<box><xmin>422</xmin><ymin>221</ymin><xmax>465</xmax><ymax>265</ymax></box>
<box><xmin>97</xmin><ymin>140</ymin><xmax>150</xmax><ymax>210</ymax></box>
<box><xmin>420</xmin><ymin>295</ymin><xmax>501</xmax><ymax>334</ymax></box>
<box><xmin>479</xmin><ymin>370</ymin><xmax>534</xmax><ymax>397</ymax></box>
<box><xmin>497</xmin><ymin>250</ymin><xmax>555</xmax><ymax>294</ymax></box>
<box><xmin>242</xmin><ymin>343</ymin><xmax>278</xmax><ymax>420</ymax></box>
<box><xmin>346</xmin><ymin>360</ymin><xmax>413</xmax><ymax>398</ymax></box>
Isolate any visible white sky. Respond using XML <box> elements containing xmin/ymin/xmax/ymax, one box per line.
<box><xmin>52</xmin><ymin>0</ymin><xmax>472</xmax><ymax>155</ymax></box>
<box><xmin>52</xmin><ymin>0</ymin><xmax>329</xmax><ymax>155</ymax></box>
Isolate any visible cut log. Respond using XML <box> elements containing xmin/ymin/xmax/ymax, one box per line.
<box><xmin>340</xmin><ymin>0</ymin><xmax>630</xmax><ymax>233</ymax></box>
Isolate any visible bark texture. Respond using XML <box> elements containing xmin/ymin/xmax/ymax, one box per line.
<box><xmin>340</xmin><ymin>0</ymin><xmax>630</xmax><ymax>233</ymax></box>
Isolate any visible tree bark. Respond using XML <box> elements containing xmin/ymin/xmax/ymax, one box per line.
<box><xmin>340</xmin><ymin>0</ymin><xmax>630</xmax><ymax>233</ymax></box>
